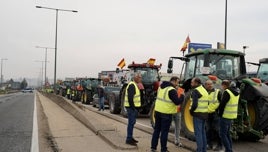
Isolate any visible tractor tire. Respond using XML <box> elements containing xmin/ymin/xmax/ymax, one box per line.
<box><xmin>239</xmin><ymin>98</ymin><xmax>268</xmax><ymax>141</ymax></box>
<box><xmin>181</xmin><ymin>94</ymin><xmax>195</xmax><ymax>141</ymax></box>
<box><xmin>238</xmin><ymin>81</ymin><xmax>268</xmax><ymax>141</ymax></box>
<box><xmin>120</xmin><ymin>87</ymin><xmax>128</xmax><ymax>117</ymax></box>
<box><xmin>109</xmin><ymin>94</ymin><xmax>121</xmax><ymax>114</ymax></box>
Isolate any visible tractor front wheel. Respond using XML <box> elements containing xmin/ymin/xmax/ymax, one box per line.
<box><xmin>181</xmin><ymin>97</ymin><xmax>195</xmax><ymax>141</ymax></box>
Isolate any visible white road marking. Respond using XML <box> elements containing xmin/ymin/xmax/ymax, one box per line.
<box><xmin>31</xmin><ymin>93</ymin><xmax>39</xmax><ymax>152</ymax></box>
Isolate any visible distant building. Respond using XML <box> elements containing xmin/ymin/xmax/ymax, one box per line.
<box><xmin>11</xmin><ymin>82</ymin><xmax>21</xmax><ymax>90</ymax></box>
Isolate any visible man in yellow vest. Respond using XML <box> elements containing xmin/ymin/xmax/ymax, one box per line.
<box><xmin>205</xmin><ymin>80</ymin><xmax>222</xmax><ymax>151</ymax></box>
<box><xmin>66</xmin><ymin>87</ymin><xmax>71</xmax><ymax>99</ymax></box>
<box><xmin>124</xmin><ymin>72</ymin><xmax>142</xmax><ymax>146</ymax></box>
<box><xmin>218</xmin><ymin>80</ymin><xmax>239</xmax><ymax>152</ymax></box>
<box><xmin>190</xmin><ymin>77</ymin><xmax>209</xmax><ymax>152</ymax></box>
<box><xmin>151</xmin><ymin>76</ymin><xmax>184</xmax><ymax>152</ymax></box>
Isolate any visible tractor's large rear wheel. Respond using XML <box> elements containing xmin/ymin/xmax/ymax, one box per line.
<box><xmin>181</xmin><ymin>97</ymin><xmax>195</xmax><ymax>141</ymax></box>
<box><xmin>120</xmin><ymin>87</ymin><xmax>128</xmax><ymax>117</ymax></box>
<box><xmin>238</xmin><ymin>97</ymin><xmax>268</xmax><ymax>141</ymax></box>
<box><xmin>109</xmin><ymin>94</ymin><xmax>121</xmax><ymax>114</ymax></box>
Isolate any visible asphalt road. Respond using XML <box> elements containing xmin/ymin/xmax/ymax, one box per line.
<box><xmin>0</xmin><ymin>92</ymin><xmax>35</xmax><ymax>152</ymax></box>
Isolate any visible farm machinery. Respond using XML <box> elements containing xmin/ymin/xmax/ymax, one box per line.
<box><xmin>109</xmin><ymin>61</ymin><xmax>161</xmax><ymax>117</ymax></box>
<box><xmin>155</xmin><ymin>49</ymin><xmax>268</xmax><ymax>141</ymax></box>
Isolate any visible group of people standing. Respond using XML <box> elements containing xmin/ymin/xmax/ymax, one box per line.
<box><xmin>124</xmin><ymin>72</ymin><xmax>239</xmax><ymax>152</ymax></box>
<box><xmin>190</xmin><ymin>77</ymin><xmax>239</xmax><ymax>152</ymax></box>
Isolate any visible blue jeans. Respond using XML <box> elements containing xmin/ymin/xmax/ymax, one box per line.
<box><xmin>98</xmin><ymin>97</ymin><xmax>104</xmax><ymax>110</ymax></box>
<box><xmin>173</xmin><ymin>112</ymin><xmax>181</xmax><ymax>143</ymax></box>
<box><xmin>219</xmin><ymin>118</ymin><xmax>233</xmax><ymax>152</ymax></box>
<box><xmin>151</xmin><ymin>111</ymin><xmax>172</xmax><ymax>152</ymax></box>
<box><xmin>193</xmin><ymin>117</ymin><xmax>207</xmax><ymax>152</ymax></box>
<box><xmin>206</xmin><ymin>112</ymin><xmax>222</xmax><ymax>147</ymax></box>
<box><xmin>126</xmin><ymin>108</ymin><xmax>138</xmax><ymax>142</ymax></box>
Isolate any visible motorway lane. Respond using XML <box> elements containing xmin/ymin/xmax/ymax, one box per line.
<box><xmin>0</xmin><ymin>92</ymin><xmax>35</xmax><ymax>152</ymax></box>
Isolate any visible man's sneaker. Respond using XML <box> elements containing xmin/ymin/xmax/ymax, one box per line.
<box><xmin>125</xmin><ymin>140</ymin><xmax>137</xmax><ymax>146</ymax></box>
<box><xmin>175</xmin><ymin>141</ymin><xmax>182</xmax><ymax>147</ymax></box>
<box><xmin>132</xmin><ymin>138</ymin><xmax>138</xmax><ymax>143</ymax></box>
<box><xmin>151</xmin><ymin>149</ymin><xmax>157</xmax><ymax>152</ymax></box>
<box><xmin>207</xmin><ymin>144</ymin><xmax>213</xmax><ymax>150</ymax></box>
<box><xmin>213</xmin><ymin>145</ymin><xmax>223</xmax><ymax>151</ymax></box>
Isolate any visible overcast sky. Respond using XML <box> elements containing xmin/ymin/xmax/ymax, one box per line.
<box><xmin>0</xmin><ymin>0</ymin><xmax>267</xmax><ymax>82</ymax></box>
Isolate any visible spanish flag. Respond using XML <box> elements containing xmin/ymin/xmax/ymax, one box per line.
<box><xmin>147</xmin><ymin>58</ymin><xmax>156</xmax><ymax>65</ymax></box>
<box><xmin>117</xmin><ymin>58</ymin><xmax>126</xmax><ymax>69</ymax></box>
<box><xmin>180</xmin><ymin>35</ymin><xmax>191</xmax><ymax>52</ymax></box>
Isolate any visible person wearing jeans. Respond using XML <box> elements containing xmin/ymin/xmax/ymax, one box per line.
<box><xmin>97</xmin><ymin>85</ymin><xmax>105</xmax><ymax>111</ymax></box>
<box><xmin>190</xmin><ymin>77</ymin><xmax>209</xmax><ymax>152</ymax></box>
<box><xmin>124</xmin><ymin>72</ymin><xmax>142</xmax><ymax>146</ymax></box>
<box><xmin>151</xmin><ymin>77</ymin><xmax>184</xmax><ymax>152</ymax></box>
<box><xmin>218</xmin><ymin>80</ymin><xmax>239</xmax><ymax>152</ymax></box>
<box><xmin>173</xmin><ymin>87</ymin><xmax>184</xmax><ymax>147</ymax></box>
<box><xmin>173</xmin><ymin>112</ymin><xmax>182</xmax><ymax>146</ymax></box>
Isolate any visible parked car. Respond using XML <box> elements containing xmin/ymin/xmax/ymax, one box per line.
<box><xmin>92</xmin><ymin>86</ymin><xmax>120</xmax><ymax>108</ymax></box>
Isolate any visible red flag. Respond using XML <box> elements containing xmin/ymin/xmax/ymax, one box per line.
<box><xmin>117</xmin><ymin>58</ymin><xmax>126</xmax><ymax>69</ymax></box>
<box><xmin>180</xmin><ymin>35</ymin><xmax>191</xmax><ymax>52</ymax></box>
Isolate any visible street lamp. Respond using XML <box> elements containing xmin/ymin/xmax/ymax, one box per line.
<box><xmin>36</xmin><ymin>5</ymin><xmax>78</xmax><ymax>92</ymax></box>
<box><xmin>1</xmin><ymin>58</ymin><xmax>8</xmax><ymax>86</ymax></box>
<box><xmin>224</xmin><ymin>0</ymin><xmax>227</xmax><ymax>49</ymax></box>
<box><xmin>243</xmin><ymin>46</ymin><xmax>249</xmax><ymax>54</ymax></box>
<box><xmin>36</xmin><ymin>46</ymin><xmax>55</xmax><ymax>86</ymax></box>
<box><xmin>35</xmin><ymin>60</ymin><xmax>45</xmax><ymax>88</ymax></box>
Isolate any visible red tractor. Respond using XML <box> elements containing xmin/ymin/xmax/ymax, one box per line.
<box><xmin>109</xmin><ymin>61</ymin><xmax>161</xmax><ymax>117</ymax></box>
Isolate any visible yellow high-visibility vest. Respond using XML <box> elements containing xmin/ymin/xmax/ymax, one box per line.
<box><xmin>223</xmin><ymin>89</ymin><xmax>239</xmax><ymax>119</ymax></box>
<box><xmin>208</xmin><ymin>89</ymin><xmax>220</xmax><ymax>113</ymax></box>
<box><xmin>67</xmin><ymin>88</ymin><xmax>70</xmax><ymax>95</ymax></box>
<box><xmin>190</xmin><ymin>85</ymin><xmax>209</xmax><ymax>113</ymax></box>
<box><xmin>124</xmin><ymin>81</ymin><xmax>141</xmax><ymax>107</ymax></box>
<box><xmin>155</xmin><ymin>86</ymin><xmax>177</xmax><ymax>114</ymax></box>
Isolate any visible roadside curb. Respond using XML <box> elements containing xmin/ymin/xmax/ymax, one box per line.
<box><xmin>40</xmin><ymin>92</ymin><xmax>137</xmax><ymax>150</ymax></box>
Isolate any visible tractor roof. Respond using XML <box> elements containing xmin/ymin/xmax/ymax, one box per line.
<box><xmin>259</xmin><ymin>58</ymin><xmax>268</xmax><ymax>63</ymax></box>
<box><xmin>185</xmin><ymin>49</ymin><xmax>245</xmax><ymax>57</ymax></box>
<box><xmin>127</xmin><ymin>62</ymin><xmax>161</xmax><ymax>70</ymax></box>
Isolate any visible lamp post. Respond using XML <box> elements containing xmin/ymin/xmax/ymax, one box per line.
<box><xmin>1</xmin><ymin>58</ymin><xmax>8</xmax><ymax>86</ymax></box>
<box><xmin>36</xmin><ymin>46</ymin><xmax>54</xmax><ymax>86</ymax></box>
<box><xmin>36</xmin><ymin>5</ymin><xmax>78</xmax><ymax>92</ymax></box>
<box><xmin>35</xmin><ymin>60</ymin><xmax>45</xmax><ymax>88</ymax></box>
<box><xmin>243</xmin><ymin>46</ymin><xmax>249</xmax><ymax>54</ymax></box>
<box><xmin>224</xmin><ymin>0</ymin><xmax>227</xmax><ymax>49</ymax></box>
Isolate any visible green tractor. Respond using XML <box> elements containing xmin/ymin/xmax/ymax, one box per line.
<box><xmin>163</xmin><ymin>49</ymin><xmax>268</xmax><ymax>141</ymax></box>
<box><xmin>70</xmin><ymin>78</ymin><xmax>101</xmax><ymax>104</ymax></box>
<box><xmin>59</xmin><ymin>80</ymin><xmax>72</xmax><ymax>97</ymax></box>
<box><xmin>247</xmin><ymin>58</ymin><xmax>268</xmax><ymax>85</ymax></box>
<box><xmin>81</xmin><ymin>78</ymin><xmax>101</xmax><ymax>104</ymax></box>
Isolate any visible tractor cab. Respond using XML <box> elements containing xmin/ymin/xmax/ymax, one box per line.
<box><xmin>256</xmin><ymin>58</ymin><xmax>268</xmax><ymax>84</ymax></box>
<box><xmin>168</xmin><ymin>49</ymin><xmax>246</xmax><ymax>90</ymax></box>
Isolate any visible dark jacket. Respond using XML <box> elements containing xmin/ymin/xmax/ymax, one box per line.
<box><xmin>190</xmin><ymin>85</ymin><xmax>208</xmax><ymax>120</ymax></box>
<box><xmin>218</xmin><ymin>87</ymin><xmax>239</xmax><ymax>117</ymax></box>
<box><xmin>159</xmin><ymin>81</ymin><xmax>184</xmax><ymax>106</ymax></box>
<box><xmin>97</xmin><ymin>86</ymin><xmax>104</xmax><ymax>98</ymax></box>
<box><xmin>126</xmin><ymin>83</ymin><xmax>137</xmax><ymax>109</ymax></box>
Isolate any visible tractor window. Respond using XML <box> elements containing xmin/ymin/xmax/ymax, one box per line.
<box><xmin>185</xmin><ymin>55</ymin><xmax>205</xmax><ymax>79</ymax></box>
<box><xmin>257</xmin><ymin>63</ymin><xmax>268</xmax><ymax>81</ymax></box>
<box><xmin>136</xmin><ymin>68</ymin><xmax>159</xmax><ymax>84</ymax></box>
<box><xmin>209</xmin><ymin>54</ymin><xmax>241</xmax><ymax>79</ymax></box>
